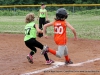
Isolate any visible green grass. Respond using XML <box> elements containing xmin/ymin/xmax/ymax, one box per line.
<box><xmin>0</xmin><ymin>16</ymin><xmax>25</xmax><ymax>33</ymax></box>
<box><xmin>46</xmin><ymin>14</ymin><xmax>100</xmax><ymax>40</ymax></box>
<box><xmin>67</xmin><ymin>15</ymin><xmax>100</xmax><ymax>40</ymax></box>
<box><xmin>0</xmin><ymin>12</ymin><xmax>100</xmax><ymax>40</ymax></box>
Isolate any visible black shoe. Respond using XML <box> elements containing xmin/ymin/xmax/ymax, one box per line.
<box><xmin>65</xmin><ymin>60</ymin><xmax>73</xmax><ymax>65</ymax></box>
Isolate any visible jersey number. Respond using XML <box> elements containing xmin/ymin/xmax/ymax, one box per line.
<box><xmin>25</xmin><ymin>28</ymin><xmax>31</xmax><ymax>35</ymax></box>
<box><xmin>54</xmin><ymin>26</ymin><xmax>63</xmax><ymax>34</ymax></box>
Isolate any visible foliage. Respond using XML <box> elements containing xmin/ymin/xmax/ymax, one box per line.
<box><xmin>0</xmin><ymin>0</ymin><xmax>100</xmax><ymax>5</ymax></box>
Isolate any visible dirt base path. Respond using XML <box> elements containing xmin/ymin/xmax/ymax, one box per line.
<box><xmin>0</xmin><ymin>34</ymin><xmax>100</xmax><ymax>75</ymax></box>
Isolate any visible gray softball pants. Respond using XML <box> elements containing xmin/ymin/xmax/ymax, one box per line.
<box><xmin>56</xmin><ymin>45</ymin><xmax>68</xmax><ymax>58</ymax></box>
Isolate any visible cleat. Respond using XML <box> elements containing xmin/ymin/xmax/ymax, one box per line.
<box><xmin>45</xmin><ymin>59</ymin><xmax>54</xmax><ymax>65</ymax></box>
<box><xmin>27</xmin><ymin>55</ymin><xmax>33</xmax><ymax>64</ymax></box>
<box><xmin>41</xmin><ymin>45</ymin><xmax>49</xmax><ymax>55</ymax></box>
<box><xmin>65</xmin><ymin>60</ymin><xmax>73</xmax><ymax>65</ymax></box>
<box><xmin>49</xmin><ymin>59</ymin><xmax>54</xmax><ymax>63</ymax></box>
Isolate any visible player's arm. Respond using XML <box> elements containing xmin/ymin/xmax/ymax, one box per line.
<box><xmin>66</xmin><ymin>22</ymin><xmax>78</xmax><ymax>40</ymax></box>
<box><xmin>35</xmin><ymin>24</ymin><xmax>42</xmax><ymax>33</ymax></box>
<box><xmin>43</xmin><ymin>22</ymin><xmax>53</xmax><ymax>38</ymax></box>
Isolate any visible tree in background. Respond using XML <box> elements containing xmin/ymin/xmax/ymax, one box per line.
<box><xmin>0</xmin><ymin>0</ymin><xmax>100</xmax><ymax>5</ymax></box>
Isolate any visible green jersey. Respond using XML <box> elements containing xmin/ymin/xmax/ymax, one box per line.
<box><xmin>39</xmin><ymin>9</ymin><xmax>47</xmax><ymax>18</ymax></box>
<box><xmin>24</xmin><ymin>22</ymin><xmax>36</xmax><ymax>41</ymax></box>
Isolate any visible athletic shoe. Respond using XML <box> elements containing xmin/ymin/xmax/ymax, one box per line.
<box><xmin>45</xmin><ymin>59</ymin><xmax>54</xmax><ymax>65</ymax></box>
<box><xmin>49</xmin><ymin>59</ymin><xmax>54</xmax><ymax>63</ymax></box>
<box><xmin>65</xmin><ymin>60</ymin><xmax>73</xmax><ymax>65</ymax></box>
<box><xmin>27</xmin><ymin>54</ymin><xmax>33</xmax><ymax>64</ymax></box>
<box><xmin>41</xmin><ymin>45</ymin><xmax>49</xmax><ymax>55</ymax></box>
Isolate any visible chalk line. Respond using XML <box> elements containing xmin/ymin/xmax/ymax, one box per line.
<box><xmin>21</xmin><ymin>57</ymin><xmax>100</xmax><ymax>75</ymax></box>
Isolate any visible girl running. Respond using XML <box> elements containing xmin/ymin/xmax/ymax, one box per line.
<box><xmin>42</xmin><ymin>8</ymin><xmax>78</xmax><ymax>65</ymax></box>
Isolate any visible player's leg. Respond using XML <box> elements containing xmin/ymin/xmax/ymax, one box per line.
<box><xmin>27</xmin><ymin>47</ymin><xmax>37</xmax><ymax>64</ymax></box>
<box><xmin>64</xmin><ymin>46</ymin><xmax>73</xmax><ymax>64</ymax></box>
<box><xmin>39</xmin><ymin>18</ymin><xmax>43</xmax><ymax>29</ymax></box>
<box><xmin>56</xmin><ymin>46</ymin><xmax>65</xmax><ymax>58</ymax></box>
<box><xmin>33</xmin><ymin>40</ymin><xmax>54</xmax><ymax>64</ymax></box>
<box><xmin>25</xmin><ymin>39</ymin><xmax>37</xmax><ymax>64</ymax></box>
<box><xmin>38</xmin><ymin>18</ymin><xmax>43</xmax><ymax>37</ymax></box>
<box><xmin>43</xmin><ymin>18</ymin><xmax>48</xmax><ymax>33</ymax></box>
<box><xmin>45</xmin><ymin>46</ymin><xmax>65</xmax><ymax>58</ymax></box>
<box><xmin>42</xmin><ymin>18</ymin><xmax>46</xmax><ymax>25</ymax></box>
<box><xmin>43</xmin><ymin>45</ymin><xmax>73</xmax><ymax>64</ymax></box>
<box><xmin>33</xmin><ymin>40</ymin><xmax>49</xmax><ymax>61</ymax></box>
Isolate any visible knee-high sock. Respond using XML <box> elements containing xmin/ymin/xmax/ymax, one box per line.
<box><xmin>65</xmin><ymin>55</ymin><xmax>70</xmax><ymax>61</ymax></box>
<box><xmin>44</xmin><ymin>53</ymin><xmax>49</xmax><ymax>61</ymax></box>
<box><xmin>48</xmin><ymin>48</ymin><xmax>56</xmax><ymax>55</ymax></box>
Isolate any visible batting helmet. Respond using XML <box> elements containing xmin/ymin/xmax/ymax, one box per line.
<box><xmin>56</xmin><ymin>8</ymin><xmax>68</xmax><ymax>20</ymax></box>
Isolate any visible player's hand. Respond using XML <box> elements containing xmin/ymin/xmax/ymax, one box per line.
<box><xmin>44</xmin><ymin>35</ymin><xmax>48</xmax><ymax>39</ymax></box>
<box><xmin>74</xmin><ymin>36</ymin><xmax>78</xmax><ymax>41</ymax></box>
<box><xmin>38</xmin><ymin>29</ymin><xmax>43</xmax><ymax>33</ymax></box>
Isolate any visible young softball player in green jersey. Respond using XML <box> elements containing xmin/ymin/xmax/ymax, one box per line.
<box><xmin>24</xmin><ymin>13</ymin><xmax>54</xmax><ymax>64</ymax></box>
<box><xmin>38</xmin><ymin>3</ymin><xmax>48</xmax><ymax>29</ymax></box>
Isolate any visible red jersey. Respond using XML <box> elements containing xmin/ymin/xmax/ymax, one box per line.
<box><xmin>53</xmin><ymin>20</ymin><xmax>67</xmax><ymax>45</ymax></box>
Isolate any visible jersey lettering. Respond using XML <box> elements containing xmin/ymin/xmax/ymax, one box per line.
<box><xmin>54</xmin><ymin>26</ymin><xmax>63</xmax><ymax>34</ymax></box>
<box><xmin>25</xmin><ymin>28</ymin><xmax>31</xmax><ymax>35</ymax></box>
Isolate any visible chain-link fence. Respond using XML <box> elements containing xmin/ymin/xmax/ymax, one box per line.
<box><xmin>0</xmin><ymin>4</ymin><xmax>100</xmax><ymax>39</ymax></box>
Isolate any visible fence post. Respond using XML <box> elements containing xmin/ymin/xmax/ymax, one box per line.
<box><xmin>14</xmin><ymin>6</ymin><xmax>16</xmax><ymax>16</ymax></box>
<box><xmin>73</xmin><ymin>5</ymin><xmax>75</xmax><ymax>15</ymax></box>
